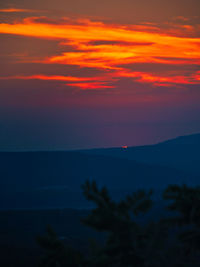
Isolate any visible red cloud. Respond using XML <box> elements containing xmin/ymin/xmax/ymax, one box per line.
<box><xmin>0</xmin><ymin>16</ymin><xmax>200</xmax><ymax>89</ymax></box>
<box><xmin>0</xmin><ymin>8</ymin><xmax>39</xmax><ymax>13</ymax></box>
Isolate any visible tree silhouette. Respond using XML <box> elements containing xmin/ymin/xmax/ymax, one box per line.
<box><xmin>163</xmin><ymin>184</ymin><xmax>200</xmax><ymax>264</ymax></box>
<box><xmin>37</xmin><ymin>182</ymin><xmax>200</xmax><ymax>266</ymax></box>
<box><xmin>37</xmin><ymin>225</ymin><xmax>85</xmax><ymax>267</ymax></box>
<box><xmin>81</xmin><ymin>180</ymin><xmax>153</xmax><ymax>266</ymax></box>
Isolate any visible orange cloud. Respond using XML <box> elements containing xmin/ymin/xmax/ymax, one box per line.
<box><xmin>0</xmin><ymin>8</ymin><xmax>38</xmax><ymax>13</ymax></box>
<box><xmin>0</xmin><ymin>74</ymin><xmax>115</xmax><ymax>90</ymax></box>
<box><xmin>116</xmin><ymin>70</ymin><xmax>200</xmax><ymax>86</ymax></box>
<box><xmin>66</xmin><ymin>82</ymin><xmax>115</xmax><ymax>90</ymax></box>
<box><xmin>194</xmin><ymin>71</ymin><xmax>200</xmax><ymax>81</ymax></box>
<box><xmin>0</xmin><ymin>75</ymin><xmax>91</xmax><ymax>82</ymax></box>
<box><xmin>0</xmin><ymin>16</ymin><xmax>200</xmax><ymax>89</ymax></box>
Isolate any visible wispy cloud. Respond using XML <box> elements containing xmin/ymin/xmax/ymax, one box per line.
<box><xmin>0</xmin><ymin>74</ymin><xmax>92</xmax><ymax>81</ymax></box>
<box><xmin>0</xmin><ymin>8</ymin><xmax>39</xmax><ymax>13</ymax></box>
<box><xmin>0</xmin><ymin>16</ymin><xmax>200</xmax><ymax>89</ymax></box>
<box><xmin>0</xmin><ymin>74</ymin><xmax>116</xmax><ymax>90</ymax></box>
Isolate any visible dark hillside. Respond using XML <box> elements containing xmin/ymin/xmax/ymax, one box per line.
<box><xmin>0</xmin><ymin>150</ymin><xmax>192</xmax><ymax>209</ymax></box>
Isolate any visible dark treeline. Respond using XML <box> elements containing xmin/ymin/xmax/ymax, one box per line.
<box><xmin>37</xmin><ymin>181</ymin><xmax>200</xmax><ymax>267</ymax></box>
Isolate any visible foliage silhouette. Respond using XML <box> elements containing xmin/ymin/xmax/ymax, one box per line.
<box><xmin>37</xmin><ymin>225</ymin><xmax>85</xmax><ymax>267</ymax></box>
<box><xmin>163</xmin><ymin>185</ymin><xmax>200</xmax><ymax>264</ymax></box>
<box><xmin>37</xmin><ymin>182</ymin><xmax>200</xmax><ymax>266</ymax></box>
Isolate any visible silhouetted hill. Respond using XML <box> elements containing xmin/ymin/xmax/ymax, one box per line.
<box><xmin>0</xmin><ymin>150</ymin><xmax>194</xmax><ymax>209</ymax></box>
<box><xmin>80</xmin><ymin>133</ymin><xmax>200</xmax><ymax>175</ymax></box>
<box><xmin>160</xmin><ymin>133</ymin><xmax>200</xmax><ymax>145</ymax></box>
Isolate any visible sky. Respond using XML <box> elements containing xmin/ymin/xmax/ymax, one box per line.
<box><xmin>0</xmin><ymin>0</ymin><xmax>200</xmax><ymax>150</ymax></box>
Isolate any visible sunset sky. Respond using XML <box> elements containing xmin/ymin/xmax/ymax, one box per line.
<box><xmin>0</xmin><ymin>0</ymin><xmax>200</xmax><ymax>150</ymax></box>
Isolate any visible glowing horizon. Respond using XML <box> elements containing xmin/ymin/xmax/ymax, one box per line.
<box><xmin>0</xmin><ymin>1</ymin><xmax>200</xmax><ymax>150</ymax></box>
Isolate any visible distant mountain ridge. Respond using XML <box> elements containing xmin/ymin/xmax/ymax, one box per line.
<box><xmin>80</xmin><ymin>133</ymin><xmax>200</xmax><ymax>175</ymax></box>
<box><xmin>157</xmin><ymin>133</ymin><xmax>200</xmax><ymax>145</ymax></box>
<box><xmin>0</xmin><ymin>133</ymin><xmax>199</xmax><ymax>209</ymax></box>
